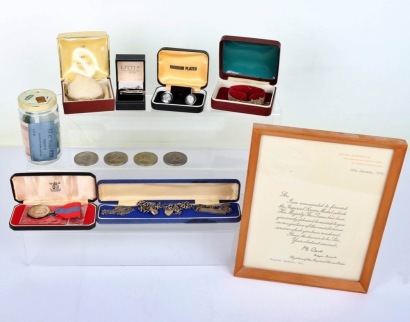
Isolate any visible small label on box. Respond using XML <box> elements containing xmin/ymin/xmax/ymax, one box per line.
<box><xmin>28</xmin><ymin>121</ymin><xmax>58</xmax><ymax>161</ymax></box>
<box><xmin>117</xmin><ymin>61</ymin><xmax>144</xmax><ymax>89</ymax></box>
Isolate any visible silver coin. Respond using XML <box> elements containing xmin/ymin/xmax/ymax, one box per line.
<box><xmin>134</xmin><ymin>152</ymin><xmax>158</xmax><ymax>166</ymax></box>
<box><xmin>104</xmin><ymin>151</ymin><xmax>128</xmax><ymax>166</ymax></box>
<box><xmin>74</xmin><ymin>151</ymin><xmax>99</xmax><ymax>166</ymax></box>
<box><xmin>163</xmin><ymin>151</ymin><xmax>188</xmax><ymax>166</ymax></box>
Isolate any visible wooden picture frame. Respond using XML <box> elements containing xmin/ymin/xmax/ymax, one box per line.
<box><xmin>235</xmin><ymin>124</ymin><xmax>407</xmax><ymax>293</ymax></box>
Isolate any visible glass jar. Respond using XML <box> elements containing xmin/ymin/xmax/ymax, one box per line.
<box><xmin>18</xmin><ymin>89</ymin><xmax>61</xmax><ymax>164</ymax></box>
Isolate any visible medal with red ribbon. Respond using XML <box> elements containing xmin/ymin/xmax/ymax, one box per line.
<box><xmin>27</xmin><ymin>202</ymin><xmax>82</xmax><ymax>219</ymax></box>
<box><xmin>54</xmin><ymin>202</ymin><xmax>82</xmax><ymax>219</ymax></box>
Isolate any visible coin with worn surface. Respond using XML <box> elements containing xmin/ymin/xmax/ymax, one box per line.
<box><xmin>104</xmin><ymin>151</ymin><xmax>128</xmax><ymax>166</ymax></box>
<box><xmin>74</xmin><ymin>151</ymin><xmax>99</xmax><ymax>166</ymax></box>
<box><xmin>134</xmin><ymin>152</ymin><xmax>158</xmax><ymax>166</ymax></box>
<box><xmin>28</xmin><ymin>205</ymin><xmax>51</xmax><ymax>219</ymax></box>
<box><xmin>163</xmin><ymin>151</ymin><xmax>188</xmax><ymax>166</ymax></box>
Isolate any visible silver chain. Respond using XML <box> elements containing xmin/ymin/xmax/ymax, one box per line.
<box><xmin>101</xmin><ymin>201</ymin><xmax>232</xmax><ymax>216</ymax></box>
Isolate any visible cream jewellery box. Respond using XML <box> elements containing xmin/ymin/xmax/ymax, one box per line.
<box><xmin>57</xmin><ymin>31</ymin><xmax>115</xmax><ymax>114</ymax></box>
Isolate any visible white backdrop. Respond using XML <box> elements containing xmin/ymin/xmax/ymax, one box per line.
<box><xmin>0</xmin><ymin>2</ymin><xmax>410</xmax><ymax>322</ymax></box>
<box><xmin>0</xmin><ymin>0</ymin><xmax>409</xmax><ymax>146</ymax></box>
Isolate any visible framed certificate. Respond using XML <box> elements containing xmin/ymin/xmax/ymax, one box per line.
<box><xmin>235</xmin><ymin>124</ymin><xmax>407</xmax><ymax>293</ymax></box>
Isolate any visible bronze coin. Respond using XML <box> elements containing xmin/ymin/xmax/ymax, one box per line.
<box><xmin>134</xmin><ymin>152</ymin><xmax>158</xmax><ymax>166</ymax></box>
<box><xmin>74</xmin><ymin>151</ymin><xmax>99</xmax><ymax>166</ymax></box>
<box><xmin>104</xmin><ymin>151</ymin><xmax>128</xmax><ymax>166</ymax></box>
<box><xmin>163</xmin><ymin>151</ymin><xmax>188</xmax><ymax>166</ymax></box>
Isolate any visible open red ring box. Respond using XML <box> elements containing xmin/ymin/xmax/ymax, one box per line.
<box><xmin>211</xmin><ymin>35</ymin><xmax>281</xmax><ymax>116</ymax></box>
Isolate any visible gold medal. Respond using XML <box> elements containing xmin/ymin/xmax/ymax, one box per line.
<box><xmin>27</xmin><ymin>205</ymin><xmax>51</xmax><ymax>219</ymax></box>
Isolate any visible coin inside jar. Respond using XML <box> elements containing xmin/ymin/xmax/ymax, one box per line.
<box><xmin>74</xmin><ymin>151</ymin><xmax>99</xmax><ymax>166</ymax></box>
<box><xmin>27</xmin><ymin>205</ymin><xmax>51</xmax><ymax>219</ymax></box>
<box><xmin>134</xmin><ymin>152</ymin><xmax>158</xmax><ymax>166</ymax></box>
<box><xmin>104</xmin><ymin>151</ymin><xmax>128</xmax><ymax>166</ymax></box>
<box><xmin>163</xmin><ymin>151</ymin><xmax>188</xmax><ymax>166</ymax></box>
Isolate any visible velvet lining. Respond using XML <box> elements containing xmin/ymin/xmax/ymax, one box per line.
<box><xmin>221</xmin><ymin>40</ymin><xmax>280</xmax><ymax>82</ymax></box>
<box><xmin>10</xmin><ymin>203</ymin><xmax>96</xmax><ymax>229</ymax></box>
<box><xmin>228</xmin><ymin>85</ymin><xmax>266</xmax><ymax>104</ymax></box>
<box><xmin>118</xmin><ymin>93</ymin><xmax>144</xmax><ymax>102</ymax></box>
<box><xmin>215</xmin><ymin>87</ymin><xmax>272</xmax><ymax>105</ymax></box>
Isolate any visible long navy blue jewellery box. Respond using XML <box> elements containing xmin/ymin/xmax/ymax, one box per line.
<box><xmin>97</xmin><ymin>179</ymin><xmax>241</xmax><ymax>224</ymax></box>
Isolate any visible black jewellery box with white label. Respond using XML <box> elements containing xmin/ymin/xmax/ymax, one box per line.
<box><xmin>9</xmin><ymin>172</ymin><xmax>97</xmax><ymax>230</ymax></box>
<box><xmin>151</xmin><ymin>47</ymin><xmax>209</xmax><ymax>113</ymax></box>
<box><xmin>97</xmin><ymin>179</ymin><xmax>241</xmax><ymax>224</ymax></box>
<box><xmin>115</xmin><ymin>54</ymin><xmax>146</xmax><ymax>110</ymax></box>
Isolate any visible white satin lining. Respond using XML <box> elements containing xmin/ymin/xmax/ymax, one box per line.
<box><xmin>13</xmin><ymin>175</ymin><xmax>96</xmax><ymax>205</ymax></box>
<box><xmin>98</xmin><ymin>182</ymin><xmax>239</xmax><ymax>206</ymax></box>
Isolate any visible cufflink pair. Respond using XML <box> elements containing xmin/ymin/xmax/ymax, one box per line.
<box><xmin>161</xmin><ymin>91</ymin><xmax>197</xmax><ymax>105</ymax></box>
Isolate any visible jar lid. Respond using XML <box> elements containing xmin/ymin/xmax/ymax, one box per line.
<box><xmin>18</xmin><ymin>89</ymin><xmax>57</xmax><ymax>113</ymax></box>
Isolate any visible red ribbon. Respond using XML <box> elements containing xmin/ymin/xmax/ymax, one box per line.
<box><xmin>54</xmin><ymin>202</ymin><xmax>82</xmax><ymax>219</ymax></box>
